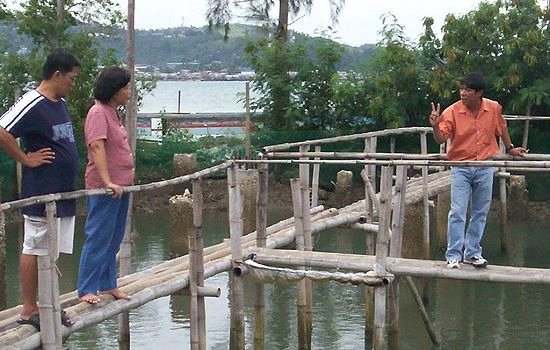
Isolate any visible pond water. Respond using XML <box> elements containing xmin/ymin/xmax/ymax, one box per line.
<box><xmin>3</xmin><ymin>208</ymin><xmax>550</xmax><ymax>349</ymax></box>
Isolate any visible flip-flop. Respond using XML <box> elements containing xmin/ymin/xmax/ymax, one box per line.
<box><xmin>16</xmin><ymin>313</ymin><xmax>40</xmax><ymax>331</ymax></box>
<box><xmin>61</xmin><ymin>310</ymin><xmax>74</xmax><ymax>327</ymax></box>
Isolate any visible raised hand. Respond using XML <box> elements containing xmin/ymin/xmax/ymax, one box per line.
<box><xmin>429</xmin><ymin>102</ymin><xmax>441</xmax><ymax>127</ymax></box>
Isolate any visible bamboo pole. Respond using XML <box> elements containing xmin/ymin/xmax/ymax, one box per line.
<box><xmin>311</xmin><ymin>145</ymin><xmax>321</xmax><ymax>207</ymax></box>
<box><xmin>373</xmin><ymin>166</ymin><xmax>393</xmax><ymax>349</ymax></box>
<box><xmin>387</xmin><ymin>166</ymin><xmax>407</xmax><ymax>347</ymax></box>
<box><xmin>37</xmin><ymin>202</ymin><xmax>60</xmax><ymax>349</ymax></box>
<box><xmin>263</xmin><ymin>127</ymin><xmax>434</xmax><ymax>152</ymax></box>
<box><xmin>404</xmin><ymin>276</ymin><xmax>440</xmax><ymax>346</ymax></box>
<box><xmin>189</xmin><ymin>179</ymin><xmax>205</xmax><ymax>350</ymax></box>
<box><xmin>299</xmin><ymin>144</ymin><xmax>313</xmax><ymax>348</ymax></box>
<box><xmin>227</xmin><ymin>166</ymin><xmax>245</xmax><ymax>350</ymax></box>
<box><xmin>254</xmin><ymin>163</ymin><xmax>268</xmax><ymax>349</ymax></box>
<box><xmin>291</xmin><ymin>178</ymin><xmax>309</xmax><ymax>350</ymax></box>
<box><xmin>499</xmin><ymin>176</ymin><xmax>508</xmax><ymax>252</ymax></box>
<box><xmin>420</xmin><ymin>132</ymin><xmax>430</xmax><ymax>262</ymax></box>
<box><xmin>362</xmin><ymin>137</ymin><xmax>375</xmax><ymax>339</ymax></box>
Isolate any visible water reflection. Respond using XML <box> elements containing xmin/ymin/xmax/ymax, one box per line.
<box><xmin>2</xmin><ymin>210</ymin><xmax>550</xmax><ymax>349</ymax></box>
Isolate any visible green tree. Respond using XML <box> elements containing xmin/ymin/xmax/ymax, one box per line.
<box><xmin>363</xmin><ymin>14</ymin><xmax>429</xmax><ymax>128</ymax></box>
<box><xmin>9</xmin><ymin>0</ymin><xmax>124</xmax><ymax>129</ymax></box>
<box><xmin>421</xmin><ymin>0</ymin><xmax>550</xmax><ymax>115</ymax></box>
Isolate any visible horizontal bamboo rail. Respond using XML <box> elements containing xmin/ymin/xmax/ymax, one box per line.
<box><xmin>236</xmin><ymin>158</ymin><xmax>550</xmax><ymax>170</ymax></box>
<box><xmin>0</xmin><ymin>161</ymin><xmax>233</xmax><ymax>212</ymax></box>
<box><xmin>252</xmin><ymin>248</ymin><xmax>550</xmax><ymax>285</ymax></box>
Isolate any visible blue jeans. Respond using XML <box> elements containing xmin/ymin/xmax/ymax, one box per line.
<box><xmin>77</xmin><ymin>193</ymin><xmax>130</xmax><ymax>297</ymax></box>
<box><xmin>445</xmin><ymin>166</ymin><xmax>494</xmax><ymax>262</ymax></box>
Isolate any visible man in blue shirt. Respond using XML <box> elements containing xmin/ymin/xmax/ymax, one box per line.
<box><xmin>0</xmin><ymin>49</ymin><xmax>80</xmax><ymax>329</ymax></box>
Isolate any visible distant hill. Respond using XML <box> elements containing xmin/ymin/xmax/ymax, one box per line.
<box><xmin>0</xmin><ymin>22</ymin><xmax>377</xmax><ymax>72</ymax></box>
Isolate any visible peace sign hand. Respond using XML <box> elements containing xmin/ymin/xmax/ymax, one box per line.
<box><xmin>429</xmin><ymin>102</ymin><xmax>441</xmax><ymax>127</ymax></box>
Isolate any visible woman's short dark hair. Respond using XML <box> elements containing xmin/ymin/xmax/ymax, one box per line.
<box><xmin>93</xmin><ymin>67</ymin><xmax>131</xmax><ymax>103</ymax></box>
<box><xmin>42</xmin><ymin>48</ymin><xmax>81</xmax><ymax>80</ymax></box>
<box><xmin>460</xmin><ymin>72</ymin><xmax>487</xmax><ymax>92</ymax></box>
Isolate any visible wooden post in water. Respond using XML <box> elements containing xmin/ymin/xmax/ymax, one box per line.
<box><xmin>387</xmin><ymin>166</ymin><xmax>407</xmax><ymax>349</ymax></box>
<box><xmin>299</xmin><ymin>144</ymin><xmax>313</xmax><ymax>348</ymax></box>
<box><xmin>228</xmin><ymin>165</ymin><xmax>245</xmax><ymax>349</ymax></box>
<box><xmin>37</xmin><ymin>201</ymin><xmax>62</xmax><ymax>349</ymax></box>
<box><xmin>120</xmin><ymin>0</ymin><xmax>136</xmax><ymax>346</ymax></box>
<box><xmin>189</xmin><ymin>178</ymin><xmax>206</xmax><ymax>350</ymax></box>
<box><xmin>499</xmin><ymin>174</ymin><xmax>508</xmax><ymax>252</ymax></box>
<box><xmin>362</xmin><ymin>137</ymin><xmax>375</xmax><ymax>339</ymax></box>
<box><xmin>311</xmin><ymin>145</ymin><xmax>321</xmax><ymax>207</ymax></box>
<box><xmin>290</xmin><ymin>178</ymin><xmax>310</xmax><ymax>350</ymax></box>
<box><xmin>373</xmin><ymin>166</ymin><xmax>393</xmax><ymax>350</ymax></box>
<box><xmin>420</xmin><ymin>132</ymin><xmax>430</xmax><ymax>261</ymax></box>
<box><xmin>254</xmin><ymin>163</ymin><xmax>268</xmax><ymax>349</ymax></box>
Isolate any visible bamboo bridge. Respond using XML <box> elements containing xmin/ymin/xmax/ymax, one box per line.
<box><xmin>1</xmin><ymin>121</ymin><xmax>550</xmax><ymax>349</ymax></box>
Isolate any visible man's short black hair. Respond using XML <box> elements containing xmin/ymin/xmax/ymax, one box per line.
<box><xmin>42</xmin><ymin>48</ymin><xmax>81</xmax><ymax>80</ymax></box>
<box><xmin>93</xmin><ymin>67</ymin><xmax>131</xmax><ymax>103</ymax></box>
<box><xmin>460</xmin><ymin>72</ymin><xmax>487</xmax><ymax>92</ymax></box>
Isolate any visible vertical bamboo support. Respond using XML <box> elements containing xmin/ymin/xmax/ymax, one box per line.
<box><xmin>373</xmin><ymin>166</ymin><xmax>393</xmax><ymax>350</ymax></box>
<box><xmin>291</xmin><ymin>178</ymin><xmax>309</xmax><ymax>350</ymax></box>
<box><xmin>368</xmin><ymin>137</ymin><xmax>378</xmax><ymax>193</ymax></box>
<box><xmin>14</xmin><ymin>89</ymin><xmax>22</xmax><ymax>197</ymax></box>
<box><xmin>499</xmin><ymin>176</ymin><xmax>508</xmax><ymax>252</ymax></box>
<box><xmin>120</xmin><ymin>0</ymin><xmax>136</xmax><ymax>346</ymax></box>
<box><xmin>299</xmin><ymin>145</ymin><xmax>313</xmax><ymax>348</ymax></box>
<box><xmin>363</xmin><ymin>137</ymin><xmax>375</xmax><ymax>339</ymax></box>
<box><xmin>38</xmin><ymin>201</ymin><xmax>61</xmax><ymax>349</ymax></box>
<box><xmin>228</xmin><ymin>165</ymin><xmax>245</xmax><ymax>350</ymax></box>
<box><xmin>311</xmin><ymin>145</ymin><xmax>321</xmax><ymax>207</ymax></box>
<box><xmin>118</xmin><ymin>195</ymin><xmax>133</xmax><ymax>350</ymax></box>
<box><xmin>389</xmin><ymin>137</ymin><xmax>396</xmax><ymax>154</ymax></box>
<box><xmin>189</xmin><ymin>179</ymin><xmax>206</xmax><ymax>350</ymax></box>
<box><xmin>254</xmin><ymin>163</ymin><xmax>268</xmax><ymax>349</ymax></box>
<box><xmin>522</xmin><ymin>106</ymin><xmax>531</xmax><ymax>148</ymax></box>
<box><xmin>387</xmin><ymin>166</ymin><xmax>407</xmax><ymax>348</ymax></box>
<box><xmin>420</xmin><ymin>132</ymin><xmax>430</xmax><ymax>261</ymax></box>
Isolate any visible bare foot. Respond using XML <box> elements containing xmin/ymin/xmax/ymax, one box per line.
<box><xmin>99</xmin><ymin>288</ymin><xmax>131</xmax><ymax>300</ymax></box>
<box><xmin>79</xmin><ymin>294</ymin><xmax>101</xmax><ymax>304</ymax></box>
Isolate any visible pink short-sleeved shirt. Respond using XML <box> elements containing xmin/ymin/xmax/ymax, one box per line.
<box><xmin>437</xmin><ymin>97</ymin><xmax>506</xmax><ymax>161</ymax></box>
<box><xmin>84</xmin><ymin>101</ymin><xmax>134</xmax><ymax>189</ymax></box>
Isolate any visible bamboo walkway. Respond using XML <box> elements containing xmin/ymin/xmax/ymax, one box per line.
<box><xmin>0</xmin><ymin>122</ymin><xmax>549</xmax><ymax>349</ymax></box>
<box><xmin>0</xmin><ymin>168</ymin><xmax>451</xmax><ymax>348</ymax></box>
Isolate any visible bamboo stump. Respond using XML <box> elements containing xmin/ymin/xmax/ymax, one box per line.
<box><xmin>169</xmin><ymin>193</ymin><xmax>192</xmax><ymax>258</ymax></box>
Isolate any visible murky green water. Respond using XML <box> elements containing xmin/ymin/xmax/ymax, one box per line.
<box><xmin>3</xmin><ymin>209</ymin><xmax>550</xmax><ymax>349</ymax></box>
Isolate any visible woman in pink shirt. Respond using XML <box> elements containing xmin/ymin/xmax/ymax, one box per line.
<box><xmin>78</xmin><ymin>67</ymin><xmax>134</xmax><ymax>304</ymax></box>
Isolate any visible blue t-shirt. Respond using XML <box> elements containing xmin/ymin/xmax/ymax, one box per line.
<box><xmin>0</xmin><ymin>90</ymin><xmax>78</xmax><ymax>217</ymax></box>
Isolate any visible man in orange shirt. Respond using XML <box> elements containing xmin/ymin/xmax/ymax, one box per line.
<box><xmin>429</xmin><ymin>72</ymin><xmax>526</xmax><ymax>269</ymax></box>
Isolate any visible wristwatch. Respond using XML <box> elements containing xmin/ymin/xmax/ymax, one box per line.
<box><xmin>506</xmin><ymin>143</ymin><xmax>514</xmax><ymax>153</ymax></box>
